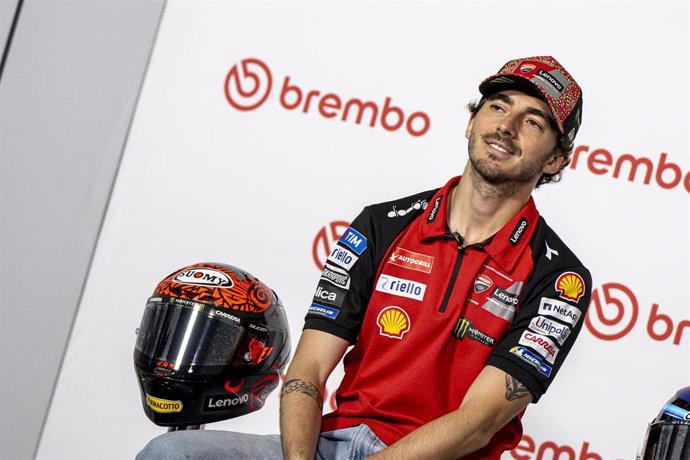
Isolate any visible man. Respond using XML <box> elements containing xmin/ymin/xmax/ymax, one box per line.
<box><xmin>138</xmin><ymin>56</ymin><xmax>591</xmax><ymax>459</ymax></box>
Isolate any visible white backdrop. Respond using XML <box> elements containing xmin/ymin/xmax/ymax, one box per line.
<box><xmin>38</xmin><ymin>1</ymin><xmax>689</xmax><ymax>459</ymax></box>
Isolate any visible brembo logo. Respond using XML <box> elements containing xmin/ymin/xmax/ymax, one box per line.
<box><xmin>585</xmin><ymin>282</ymin><xmax>689</xmax><ymax>345</ymax></box>
<box><xmin>571</xmin><ymin>145</ymin><xmax>690</xmax><ymax>193</ymax></box>
<box><xmin>224</xmin><ymin>58</ymin><xmax>431</xmax><ymax>137</ymax></box>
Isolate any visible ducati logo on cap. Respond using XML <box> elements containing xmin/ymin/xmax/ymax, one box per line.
<box><xmin>519</xmin><ymin>63</ymin><xmax>536</xmax><ymax>73</ymax></box>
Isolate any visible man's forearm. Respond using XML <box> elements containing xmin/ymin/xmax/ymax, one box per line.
<box><xmin>279</xmin><ymin>377</ymin><xmax>325</xmax><ymax>460</ymax></box>
<box><xmin>367</xmin><ymin>367</ymin><xmax>532</xmax><ymax>460</ymax></box>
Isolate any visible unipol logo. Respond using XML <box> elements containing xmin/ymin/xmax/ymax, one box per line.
<box><xmin>224</xmin><ymin>58</ymin><xmax>273</xmax><ymax>111</ymax></box>
<box><xmin>174</xmin><ymin>268</ymin><xmax>233</xmax><ymax>288</ymax></box>
<box><xmin>312</xmin><ymin>221</ymin><xmax>351</xmax><ymax>271</ymax></box>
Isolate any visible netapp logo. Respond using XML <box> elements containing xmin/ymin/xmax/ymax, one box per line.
<box><xmin>538</xmin><ymin>297</ymin><xmax>582</xmax><ymax>326</ymax></box>
<box><xmin>204</xmin><ymin>393</ymin><xmax>249</xmax><ymax>411</ymax></box>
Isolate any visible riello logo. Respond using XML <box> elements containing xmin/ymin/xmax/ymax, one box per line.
<box><xmin>224</xmin><ymin>58</ymin><xmax>431</xmax><ymax>137</ymax></box>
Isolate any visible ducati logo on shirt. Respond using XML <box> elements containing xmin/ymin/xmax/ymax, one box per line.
<box><xmin>473</xmin><ymin>274</ymin><xmax>493</xmax><ymax>294</ymax></box>
<box><xmin>377</xmin><ymin>306</ymin><xmax>411</xmax><ymax>339</ymax></box>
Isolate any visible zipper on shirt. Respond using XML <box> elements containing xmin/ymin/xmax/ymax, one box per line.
<box><xmin>438</xmin><ymin>231</ymin><xmax>464</xmax><ymax>313</ymax></box>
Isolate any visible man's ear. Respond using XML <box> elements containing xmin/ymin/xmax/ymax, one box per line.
<box><xmin>543</xmin><ymin>151</ymin><xmax>571</xmax><ymax>175</ymax></box>
<box><xmin>465</xmin><ymin>114</ymin><xmax>475</xmax><ymax>140</ymax></box>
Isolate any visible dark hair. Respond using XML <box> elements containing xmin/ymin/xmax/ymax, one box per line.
<box><xmin>466</xmin><ymin>97</ymin><xmax>572</xmax><ymax>188</ymax></box>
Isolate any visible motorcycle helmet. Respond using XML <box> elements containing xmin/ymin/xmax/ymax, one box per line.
<box><xmin>134</xmin><ymin>262</ymin><xmax>291</xmax><ymax>427</ymax></box>
<box><xmin>639</xmin><ymin>386</ymin><xmax>690</xmax><ymax>459</ymax></box>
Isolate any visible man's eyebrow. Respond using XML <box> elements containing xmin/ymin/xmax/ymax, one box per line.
<box><xmin>487</xmin><ymin>93</ymin><xmax>558</xmax><ymax>129</ymax></box>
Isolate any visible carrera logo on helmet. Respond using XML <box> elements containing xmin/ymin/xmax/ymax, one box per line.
<box><xmin>555</xmin><ymin>272</ymin><xmax>585</xmax><ymax>302</ymax></box>
<box><xmin>174</xmin><ymin>268</ymin><xmax>233</xmax><ymax>288</ymax></box>
<box><xmin>214</xmin><ymin>309</ymin><xmax>240</xmax><ymax>323</ymax></box>
<box><xmin>146</xmin><ymin>395</ymin><xmax>183</xmax><ymax>413</ymax></box>
<box><xmin>377</xmin><ymin>306</ymin><xmax>411</xmax><ymax>339</ymax></box>
<box><xmin>204</xmin><ymin>393</ymin><xmax>250</xmax><ymax>411</ymax></box>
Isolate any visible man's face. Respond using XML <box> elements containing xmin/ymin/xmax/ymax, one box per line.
<box><xmin>465</xmin><ymin>89</ymin><xmax>564</xmax><ymax>188</ymax></box>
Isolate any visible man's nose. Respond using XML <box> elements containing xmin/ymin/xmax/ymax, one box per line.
<box><xmin>496</xmin><ymin>113</ymin><xmax>518</xmax><ymax>138</ymax></box>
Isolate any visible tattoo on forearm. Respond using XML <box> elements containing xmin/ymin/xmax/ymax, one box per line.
<box><xmin>504</xmin><ymin>374</ymin><xmax>530</xmax><ymax>401</ymax></box>
<box><xmin>281</xmin><ymin>379</ymin><xmax>323</xmax><ymax>410</ymax></box>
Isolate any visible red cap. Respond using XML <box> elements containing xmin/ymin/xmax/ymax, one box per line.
<box><xmin>479</xmin><ymin>56</ymin><xmax>583</xmax><ymax>146</ymax></box>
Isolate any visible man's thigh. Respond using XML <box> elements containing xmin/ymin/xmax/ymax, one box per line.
<box><xmin>136</xmin><ymin>430</ymin><xmax>282</xmax><ymax>460</ymax></box>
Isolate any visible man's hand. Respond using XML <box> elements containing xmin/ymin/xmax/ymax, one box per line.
<box><xmin>279</xmin><ymin>329</ymin><xmax>349</xmax><ymax>460</ymax></box>
<box><xmin>366</xmin><ymin>365</ymin><xmax>533</xmax><ymax>460</ymax></box>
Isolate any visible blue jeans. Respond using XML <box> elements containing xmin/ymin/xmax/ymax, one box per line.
<box><xmin>136</xmin><ymin>423</ymin><xmax>387</xmax><ymax>459</ymax></box>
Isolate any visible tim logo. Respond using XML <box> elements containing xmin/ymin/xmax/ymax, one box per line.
<box><xmin>224</xmin><ymin>58</ymin><xmax>273</xmax><ymax>111</ymax></box>
<box><xmin>174</xmin><ymin>268</ymin><xmax>233</xmax><ymax>288</ymax></box>
<box><xmin>224</xmin><ymin>58</ymin><xmax>431</xmax><ymax>137</ymax></box>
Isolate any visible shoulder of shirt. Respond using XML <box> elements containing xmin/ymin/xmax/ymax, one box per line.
<box><xmin>362</xmin><ymin>188</ymin><xmax>440</xmax><ymax>221</ymax></box>
<box><xmin>531</xmin><ymin>216</ymin><xmax>591</xmax><ymax>276</ymax></box>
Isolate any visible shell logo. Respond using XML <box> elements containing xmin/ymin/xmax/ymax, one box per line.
<box><xmin>555</xmin><ymin>272</ymin><xmax>585</xmax><ymax>302</ymax></box>
<box><xmin>376</xmin><ymin>306</ymin><xmax>411</xmax><ymax>339</ymax></box>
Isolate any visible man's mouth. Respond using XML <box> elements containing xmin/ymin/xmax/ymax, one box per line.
<box><xmin>485</xmin><ymin>140</ymin><xmax>515</xmax><ymax>156</ymax></box>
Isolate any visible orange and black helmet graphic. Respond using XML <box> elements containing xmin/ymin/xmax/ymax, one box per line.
<box><xmin>154</xmin><ymin>262</ymin><xmax>274</xmax><ymax>313</ymax></box>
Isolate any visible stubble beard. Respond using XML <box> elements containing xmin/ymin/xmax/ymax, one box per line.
<box><xmin>467</xmin><ymin>129</ymin><xmax>548</xmax><ymax>197</ymax></box>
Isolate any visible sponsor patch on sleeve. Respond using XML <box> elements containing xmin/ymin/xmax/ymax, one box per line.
<box><xmin>518</xmin><ymin>330</ymin><xmax>559</xmax><ymax>364</ymax></box>
<box><xmin>538</xmin><ymin>297</ymin><xmax>582</xmax><ymax>326</ymax></box>
<box><xmin>510</xmin><ymin>346</ymin><xmax>552</xmax><ymax>377</ymax></box>
<box><xmin>313</xmin><ymin>281</ymin><xmax>348</xmax><ymax>307</ymax></box>
<box><xmin>308</xmin><ymin>303</ymin><xmax>340</xmax><ymax>320</ymax></box>
<box><xmin>320</xmin><ymin>264</ymin><xmax>351</xmax><ymax>289</ymax></box>
<box><xmin>528</xmin><ymin>316</ymin><xmax>571</xmax><ymax>345</ymax></box>
<box><xmin>327</xmin><ymin>246</ymin><xmax>358</xmax><ymax>270</ymax></box>
<box><xmin>338</xmin><ymin>227</ymin><xmax>367</xmax><ymax>255</ymax></box>
<box><xmin>555</xmin><ymin>271</ymin><xmax>585</xmax><ymax>303</ymax></box>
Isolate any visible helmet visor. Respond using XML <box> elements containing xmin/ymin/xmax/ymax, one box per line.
<box><xmin>134</xmin><ymin>296</ymin><xmax>273</xmax><ymax>376</ymax></box>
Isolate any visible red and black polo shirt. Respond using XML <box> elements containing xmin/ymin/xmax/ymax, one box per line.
<box><xmin>304</xmin><ymin>175</ymin><xmax>591</xmax><ymax>458</ymax></box>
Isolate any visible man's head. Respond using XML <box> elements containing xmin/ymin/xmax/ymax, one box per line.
<box><xmin>467</xmin><ymin>56</ymin><xmax>583</xmax><ymax>189</ymax></box>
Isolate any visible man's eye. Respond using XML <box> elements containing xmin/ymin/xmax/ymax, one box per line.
<box><xmin>490</xmin><ymin>104</ymin><xmax>505</xmax><ymax>112</ymax></box>
<box><xmin>526</xmin><ymin>119</ymin><xmax>543</xmax><ymax>130</ymax></box>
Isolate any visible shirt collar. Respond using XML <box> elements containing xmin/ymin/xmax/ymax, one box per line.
<box><xmin>418</xmin><ymin>175</ymin><xmax>540</xmax><ymax>273</ymax></box>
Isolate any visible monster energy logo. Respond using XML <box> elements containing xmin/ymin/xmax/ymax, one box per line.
<box><xmin>453</xmin><ymin>318</ymin><xmax>496</xmax><ymax>347</ymax></box>
<box><xmin>490</xmin><ymin>77</ymin><xmax>515</xmax><ymax>85</ymax></box>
